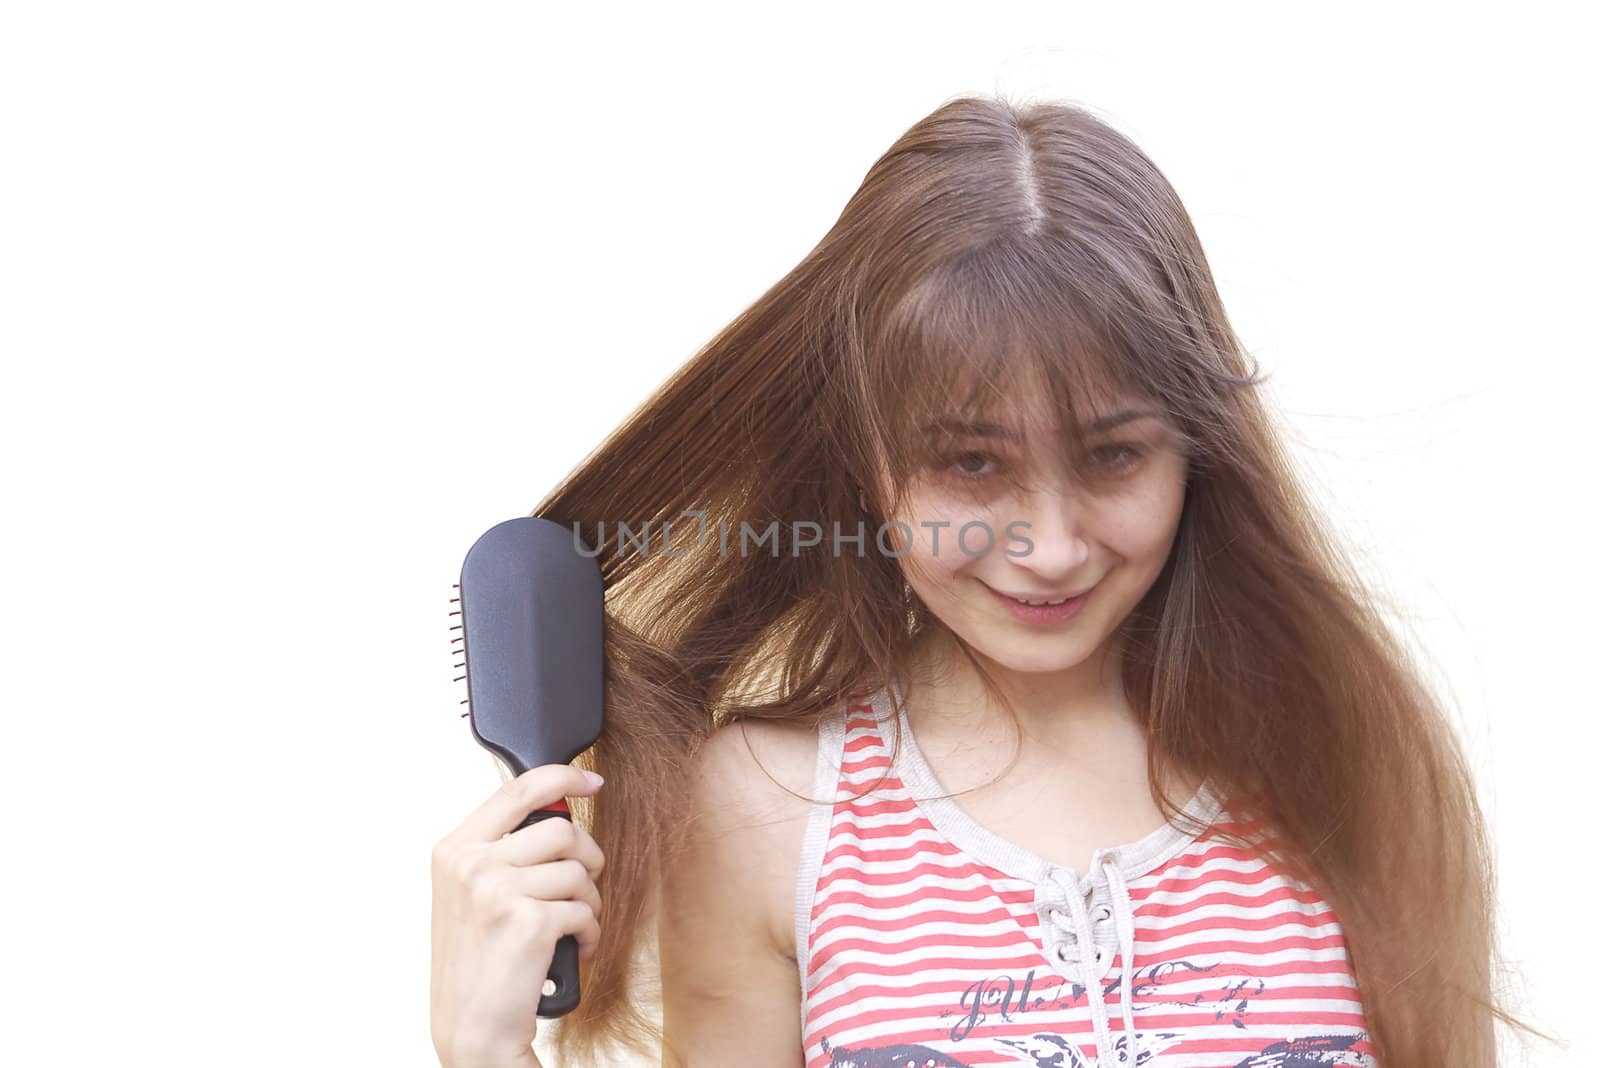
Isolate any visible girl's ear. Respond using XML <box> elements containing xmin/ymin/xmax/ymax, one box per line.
<box><xmin>858</xmin><ymin>485</ymin><xmax>870</xmax><ymax>514</ymax></box>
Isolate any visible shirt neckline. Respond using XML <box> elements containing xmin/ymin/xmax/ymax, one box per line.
<box><xmin>869</xmin><ymin>679</ymin><xmax>1224</xmax><ymax>889</ymax></box>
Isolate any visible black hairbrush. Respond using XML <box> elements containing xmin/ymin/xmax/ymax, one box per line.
<box><xmin>449</xmin><ymin>515</ymin><xmax>606</xmax><ymax>1019</ymax></box>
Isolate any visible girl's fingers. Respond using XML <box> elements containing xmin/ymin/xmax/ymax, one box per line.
<box><xmin>525</xmin><ymin>898</ymin><xmax>603</xmax><ymax>961</ymax></box>
<box><xmin>495</xmin><ymin>813</ymin><xmax>607</xmax><ymax>881</ymax></box>
<box><xmin>452</xmin><ymin>762</ymin><xmax>603</xmax><ymax>844</ymax></box>
<box><xmin>501</xmin><ymin>857</ymin><xmax>605</xmax><ymax>920</ymax></box>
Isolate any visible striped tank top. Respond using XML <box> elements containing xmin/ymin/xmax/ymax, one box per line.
<box><xmin>792</xmin><ymin>684</ymin><xmax>1377</xmax><ymax>1068</ymax></box>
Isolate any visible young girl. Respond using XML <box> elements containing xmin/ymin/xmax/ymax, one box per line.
<box><xmin>429</xmin><ymin>95</ymin><xmax>1544</xmax><ymax>1068</ymax></box>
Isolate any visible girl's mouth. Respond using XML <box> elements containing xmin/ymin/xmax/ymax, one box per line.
<box><xmin>986</xmin><ymin>584</ymin><xmax>1094</xmax><ymax>625</ymax></box>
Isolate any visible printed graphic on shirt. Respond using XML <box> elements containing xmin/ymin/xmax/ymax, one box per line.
<box><xmin>817</xmin><ymin>956</ymin><xmax>1375</xmax><ymax>1066</ymax></box>
<box><xmin>943</xmin><ymin>957</ymin><xmax>1250</xmax><ymax>1037</ymax></box>
<box><xmin>821</xmin><ymin>1029</ymin><xmax>1373</xmax><ymax>1067</ymax></box>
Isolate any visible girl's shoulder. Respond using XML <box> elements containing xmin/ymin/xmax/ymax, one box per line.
<box><xmin>687</xmin><ymin>713</ymin><xmax>833</xmax><ymax>962</ymax></box>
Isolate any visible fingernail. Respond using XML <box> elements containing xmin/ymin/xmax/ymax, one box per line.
<box><xmin>583</xmin><ymin>770</ymin><xmax>605</xmax><ymax>787</ymax></box>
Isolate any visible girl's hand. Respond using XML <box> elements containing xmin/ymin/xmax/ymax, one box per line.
<box><xmin>430</xmin><ymin>764</ymin><xmax>606</xmax><ymax>1068</ymax></box>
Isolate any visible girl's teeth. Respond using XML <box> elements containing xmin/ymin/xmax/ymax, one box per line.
<box><xmin>1016</xmin><ymin>596</ymin><xmax>1068</xmax><ymax>606</ymax></box>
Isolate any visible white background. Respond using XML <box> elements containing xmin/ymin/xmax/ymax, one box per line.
<box><xmin>2</xmin><ymin>2</ymin><xmax>1593</xmax><ymax>1065</ymax></box>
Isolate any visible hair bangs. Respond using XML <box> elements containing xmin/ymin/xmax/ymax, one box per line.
<box><xmin>859</xmin><ymin>239</ymin><xmax>1197</xmax><ymax>507</ymax></box>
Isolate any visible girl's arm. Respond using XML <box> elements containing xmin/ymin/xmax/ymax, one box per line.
<box><xmin>659</xmin><ymin>721</ymin><xmax>811</xmax><ymax>1068</ymax></box>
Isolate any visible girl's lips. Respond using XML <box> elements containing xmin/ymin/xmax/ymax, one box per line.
<box><xmin>986</xmin><ymin>583</ymin><xmax>1095</xmax><ymax>625</ymax></box>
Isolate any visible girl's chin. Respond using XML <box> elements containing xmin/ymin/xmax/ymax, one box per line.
<box><xmin>960</xmin><ymin>631</ymin><xmax>1096</xmax><ymax>673</ymax></box>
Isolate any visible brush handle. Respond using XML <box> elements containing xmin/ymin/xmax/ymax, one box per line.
<box><xmin>517</xmin><ymin>801</ymin><xmax>582</xmax><ymax>1019</ymax></box>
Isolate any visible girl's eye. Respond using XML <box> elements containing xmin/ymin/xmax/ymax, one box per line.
<box><xmin>943</xmin><ymin>450</ymin><xmax>998</xmax><ymax>479</ymax></box>
<box><xmin>1087</xmin><ymin>443</ymin><xmax>1144</xmax><ymax>473</ymax></box>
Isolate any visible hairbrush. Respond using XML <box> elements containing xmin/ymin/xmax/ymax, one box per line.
<box><xmin>449</xmin><ymin>515</ymin><xmax>606</xmax><ymax>1018</ymax></box>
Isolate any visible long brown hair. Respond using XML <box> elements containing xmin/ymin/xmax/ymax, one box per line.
<box><xmin>529</xmin><ymin>94</ymin><xmax>1551</xmax><ymax>1066</ymax></box>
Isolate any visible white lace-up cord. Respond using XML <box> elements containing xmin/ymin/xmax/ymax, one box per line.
<box><xmin>1044</xmin><ymin>855</ymin><xmax>1139</xmax><ymax>1067</ymax></box>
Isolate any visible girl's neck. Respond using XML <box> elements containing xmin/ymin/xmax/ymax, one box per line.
<box><xmin>897</xmin><ymin>625</ymin><xmax>1206</xmax><ymax>805</ymax></box>
<box><xmin>900</xmin><ymin>625</ymin><xmax>1140</xmax><ymax>747</ymax></box>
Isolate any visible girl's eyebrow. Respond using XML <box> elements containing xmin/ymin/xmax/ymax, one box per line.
<box><xmin>1084</xmin><ymin>408</ymin><xmax>1163</xmax><ymax>433</ymax></box>
<box><xmin>921</xmin><ymin>416</ymin><xmax>1019</xmax><ymax>441</ymax></box>
<box><xmin>921</xmin><ymin>408</ymin><xmax>1161</xmax><ymax>440</ymax></box>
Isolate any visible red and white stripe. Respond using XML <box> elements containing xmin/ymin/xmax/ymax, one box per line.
<box><xmin>795</xmin><ymin>692</ymin><xmax>1377</xmax><ymax>1068</ymax></box>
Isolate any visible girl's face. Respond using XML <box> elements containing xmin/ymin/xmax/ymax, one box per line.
<box><xmin>878</xmin><ymin>393</ymin><xmax>1191</xmax><ymax>678</ymax></box>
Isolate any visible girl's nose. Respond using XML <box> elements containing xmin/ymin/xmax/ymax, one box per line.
<box><xmin>1005</xmin><ymin>487</ymin><xmax>1091</xmax><ymax>576</ymax></box>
